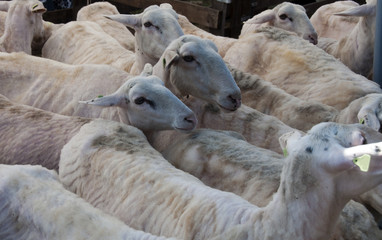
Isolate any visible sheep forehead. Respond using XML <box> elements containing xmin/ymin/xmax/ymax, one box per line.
<box><xmin>142</xmin><ymin>7</ymin><xmax>178</xmax><ymax>25</ymax></box>
<box><xmin>277</xmin><ymin>2</ymin><xmax>306</xmax><ymax>14</ymax></box>
<box><xmin>178</xmin><ymin>36</ymin><xmax>218</xmax><ymax>57</ymax></box>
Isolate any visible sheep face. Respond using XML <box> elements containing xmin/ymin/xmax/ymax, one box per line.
<box><xmin>243</xmin><ymin>2</ymin><xmax>317</xmax><ymax>44</ymax></box>
<box><xmin>161</xmin><ymin>35</ymin><xmax>242</xmax><ymax>111</ymax></box>
<box><xmin>80</xmin><ymin>74</ymin><xmax>197</xmax><ymax>132</ymax></box>
<box><xmin>282</xmin><ymin>122</ymin><xmax>382</xmax><ymax>201</ymax></box>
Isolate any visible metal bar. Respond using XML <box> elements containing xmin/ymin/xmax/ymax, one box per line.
<box><xmin>373</xmin><ymin>0</ymin><xmax>382</xmax><ymax>86</ymax></box>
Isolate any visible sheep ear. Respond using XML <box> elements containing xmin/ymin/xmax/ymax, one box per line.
<box><xmin>204</xmin><ymin>39</ymin><xmax>219</xmax><ymax>53</ymax></box>
<box><xmin>104</xmin><ymin>14</ymin><xmax>141</xmax><ymax>29</ymax></box>
<box><xmin>0</xmin><ymin>1</ymin><xmax>10</xmax><ymax>11</ymax></box>
<box><xmin>279</xmin><ymin>130</ymin><xmax>303</xmax><ymax>156</ymax></box>
<box><xmin>160</xmin><ymin>3</ymin><xmax>173</xmax><ymax>9</ymax></box>
<box><xmin>31</xmin><ymin>2</ymin><xmax>47</xmax><ymax>13</ymax></box>
<box><xmin>162</xmin><ymin>50</ymin><xmax>179</xmax><ymax>70</ymax></box>
<box><xmin>140</xmin><ymin>63</ymin><xmax>153</xmax><ymax>77</ymax></box>
<box><xmin>79</xmin><ymin>93</ymin><xmax>128</xmax><ymax>108</ymax></box>
<box><xmin>334</xmin><ymin>4</ymin><xmax>375</xmax><ymax>17</ymax></box>
<box><xmin>357</xmin><ymin>108</ymin><xmax>381</xmax><ymax>132</ymax></box>
<box><xmin>245</xmin><ymin>10</ymin><xmax>275</xmax><ymax>24</ymax></box>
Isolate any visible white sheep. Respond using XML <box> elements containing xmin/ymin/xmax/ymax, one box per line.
<box><xmin>76</xmin><ymin>1</ymin><xmax>135</xmax><ymax>52</ymax></box>
<box><xmin>59</xmin><ymin>118</ymin><xmax>382</xmax><ymax>240</ymax></box>
<box><xmin>224</xmin><ymin>26</ymin><xmax>382</xmax><ymax>111</ymax></box>
<box><xmin>0</xmin><ymin>0</ymin><xmax>46</xmax><ymax>54</ymax></box>
<box><xmin>229</xmin><ymin>65</ymin><xmax>382</xmax><ymax>132</ymax></box>
<box><xmin>240</xmin><ymin>2</ymin><xmax>318</xmax><ymax>45</ymax></box>
<box><xmin>0</xmin><ymin>164</ymin><xmax>175</xmax><ymax>240</ymax></box>
<box><xmin>42</xmin><ymin>4</ymin><xmax>184</xmax><ymax>75</ymax></box>
<box><xmin>311</xmin><ymin>0</ymin><xmax>377</xmax><ymax>79</ymax></box>
<box><xmin>0</xmin><ymin>65</ymin><xmax>197</xmax><ymax>171</ymax></box>
<box><xmin>177</xmin><ymin>2</ymin><xmax>317</xmax><ymax>57</ymax></box>
<box><xmin>161</xmin><ymin>124</ymin><xmax>382</xmax><ymax>239</ymax></box>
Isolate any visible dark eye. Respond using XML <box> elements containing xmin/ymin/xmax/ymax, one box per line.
<box><xmin>134</xmin><ymin>97</ymin><xmax>145</xmax><ymax>105</ymax></box>
<box><xmin>279</xmin><ymin>14</ymin><xmax>288</xmax><ymax>20</ymax></box>
<box><xmin>144</xmin><ymin>22</ymin><xmax>152</xmax><ymax>28</ymax></box>
<box><xmin>183</xmin><ymin>55</ymin><xmax>194</xmax><ymax>62</ymax></box>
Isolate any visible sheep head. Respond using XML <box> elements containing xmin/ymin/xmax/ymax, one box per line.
<box><xmin>104</xmin><ymin>4</ymin><xmax>184</xmax><ymax>63</ymax></box>
<box><xmin>242</xmin><ymin>2</ymin><xmax>317</xmax><ymax>45</ymax></box>
<box><xmin>79</xmin><ymin>65</ymin><xmax>196</xmax><ymax>132</ymax></box>
<box><xmin>154</xmin><ymin>35</ymin><xmax>242</xmax><ymax>112</ymax></box>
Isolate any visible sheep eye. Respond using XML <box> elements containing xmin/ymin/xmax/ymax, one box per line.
<box><xmin>279</xmin><ymin>14</ymin><xmax>288</xmax><ymax>20</ymax></box>
<box><xmin>134</xmin><ymin>97</ymin><xmax>145</xmax><ymax>105</ymax></box>
<box><xmin>183</xmin><ymin>55</ymin><xmax>194</xmax><ymax>62</ymax></box>
<box><xmin>144</xmin><ymin>22</ymin><xmax>152</xmax><ymax>28</ymax></box>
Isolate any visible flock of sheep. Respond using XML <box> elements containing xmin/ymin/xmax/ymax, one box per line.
<box><xmin>0</xmin><ymin>0</ymin><xmax>382</xmax><ymax>239</ymax></box>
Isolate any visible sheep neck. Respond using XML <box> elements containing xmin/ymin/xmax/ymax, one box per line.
<box><xmin>256</xmin><ymin>153</ymin><xmax>346</xmax><ymax>240</ymax></box>
<box><xmin>337</xmin><ymin>12</ymin><xmax>376</xmax><ymax>77</ymax></box>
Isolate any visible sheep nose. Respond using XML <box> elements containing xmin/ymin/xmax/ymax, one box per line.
<box><xmin>183</xmin><ymin>113</ymin><xmax>197</xmax><ymax>130</ymax></box>
<box><xmin>308</xmin><ymin>33</ymin><xmax>318</xmax><ymax>45</ymax></box>
<box><xmin>228</xmin><ymin>94</ymin><xmax>242</xmax><ymax>110</ymax></box>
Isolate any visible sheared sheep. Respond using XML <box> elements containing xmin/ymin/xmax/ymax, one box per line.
<box><xmin>59</xmin><ymin>119</ymin><xmax>382</xmax><ymax>240</ymax></box>
<box><xmin>311</xmin><ymin>0</ymin><xmax>377</xmax><ymax>79</ymax></box>
<box><xmin>0</xmin><ymin>164</ymin><xmax>176</xmax><ymax>240</ymax></box>
<box><xmin>161</xmin><ymin>124</ymin><xmax>382</xmax><ymax>239</ymax></box>
<box><xmin>224</xmin><ymin>26</ymin><xmax>382</xmax><ymax>111</ymax></box>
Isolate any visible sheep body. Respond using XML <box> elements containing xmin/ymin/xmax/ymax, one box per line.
<box><xmin>162</xmin><ymin>126</ymin><xmax>382</xmax><ymax>239</ymax></box>
<box><xmin>224</xmin><ymin>27</ymin><xmax>382</xmax><ymax>110</ymax></box>
<box><xmin>229</xmin><ymin>66</ymin><xmax>382</xmax><ymax>131</ymax></box>
<box><xmin>0</xmin><ymin>164</ymin><xmax>175</xmax><ymax>240</ymax></box>
<box><xmin>76</xmin><ymin>1</ymin><xmax>135</xmax><ymax>52</ymax></box>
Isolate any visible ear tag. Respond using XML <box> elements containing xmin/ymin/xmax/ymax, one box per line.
<box><xmin>353</xmin><ymin>154</ymin><xmax>371</xmax><ymax>172</ymax></box>
<box><xmin>359</xmin><ymin>118</ymin><xmax>365</xmax><ymax>124</ymax></box>
<box><xmin>283</xmin><ymin>148</ymin><xmax>288</xmax><ymax>157</ymax></box>
<box><xmin>97</xmin><ymin>95</ymin><xmax>103</xmax><ymax>98</ymax></box>
<box><xmin>32</xmin><ymin>4</ymin><xmax>39</xmax><ymax>9</ymax></box>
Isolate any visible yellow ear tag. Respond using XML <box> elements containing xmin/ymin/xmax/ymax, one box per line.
<box><xmin>32</xmin><ymin>3</ymin><xmax>39</xmax><ymax>9</ymax></box>
<box><xmin>353</xmin><ymin>154</ymin><xmax>371</xmax><ymax>172</ymax></box>
<box><xmin>283</xmin><ymin>148</ymin><xmax>288</xmax><ymax>157</ymax></box>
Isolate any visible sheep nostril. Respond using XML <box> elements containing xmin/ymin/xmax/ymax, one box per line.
<box><xmin>228</xmin><ymin>95</ymin><xmax>242</xmax><ymax>109</ymax></box>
